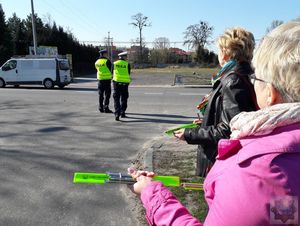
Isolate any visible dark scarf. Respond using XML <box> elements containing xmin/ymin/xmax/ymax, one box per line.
<box><xmin>197</xmin><ymin>59</ymin><xmax>237</xmax><ymax>114</ymax></box>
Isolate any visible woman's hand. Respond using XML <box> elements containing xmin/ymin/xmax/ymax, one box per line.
<box><xmin>193</xmin><ymin>118</ymin><xmax>203</xmax><ymax>125</ymax></box>
<box><xmin>173</xmin><ymin>129</ymin><xmax>186</xmax><ymax>141</ymax></box>
<box><xmin>128</xmin><ymin>168</ymin><xmax>155</xmax><ymax>195</ymax></box>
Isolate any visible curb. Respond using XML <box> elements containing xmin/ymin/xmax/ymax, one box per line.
<box><xmin>140</xmin><ymin>136</ymin><xmax>197</xmax><ymax>175</ymax></box>
<box><xmin>141</xmin><ymin>137</ymin><xmax>164</xmax><ymax>172</ymax></box>
<box><xmin>144</xmin><ymin>146</ymin><xmax>154</xmax><ymax>172</ymax></box>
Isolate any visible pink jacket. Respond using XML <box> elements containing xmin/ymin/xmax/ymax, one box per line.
<box><xmin>141</xmin><ymin>123</ymin><xmax>300</xmax><ymax>226</ymax></box>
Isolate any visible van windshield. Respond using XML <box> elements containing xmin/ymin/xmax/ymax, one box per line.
<box><xmin>59</xmin><ymin>60</ymin><xmax>70</xmax><ymax>70</ymax></box>
<box><xmin>2</xmin><ymin>60</ymin><xmax>17</xmax><ymax>71</ymax></box>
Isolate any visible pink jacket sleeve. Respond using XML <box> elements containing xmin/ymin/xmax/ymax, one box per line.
<box><xmin>140</xmin><ymin>181</ymin><xmax>203</xmax><ymax>226</ymax></box>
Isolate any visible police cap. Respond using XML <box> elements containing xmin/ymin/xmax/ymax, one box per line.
<box><xmin>118</xmin><ymin>51</ymin><xmax>128</xmax><ymax>58</ymax></box>
<box><xmin>99</xmin><ymin>49</ymin><xmax>108</xmax><ymax>55</ymax></box>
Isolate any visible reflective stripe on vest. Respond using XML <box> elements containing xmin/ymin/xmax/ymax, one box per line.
<box><xmin>113</xmin><ymin>60</ymin><xmax>130</xmax><ymax>83</ymax></box>
<box><xmin>95</xmin><ymin>58</ymin><xmax>112</xmax><ymax>80</ymax></box>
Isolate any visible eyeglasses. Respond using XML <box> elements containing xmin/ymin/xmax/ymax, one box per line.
<box><xmin>249</xmin><ymin>73</ymin><xmax>269</xmax><ymax>85</ymax></box>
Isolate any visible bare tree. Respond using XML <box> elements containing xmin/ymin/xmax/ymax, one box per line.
<box><xmin>266</xmin><ymin>20</ymin><xmax>284</xmax><ymax>34</ymax></box>
<box><xmin>183</xmin><ymin>21</ymin><xmax>213</xmax><ymax>48</ymax></box>
<box><xmin>129</xmin><ymin>12</ymin><xmax>151</xmax><ymax>63</ymax></box>
<box><xmin>152</xmin><ymin>37</ymin><xmax>170</xmax><ymax>64</ymax></box>
<box><xmin>183</xmin><ymin>21</ymin><xmax>213</xmax><ymax>63</ymax></box>
<box><xmin>153</xmin><ymin>37</ymin><xmax>170</xmax><ymax>49</ymax></box>
<box><xmin>42</xmin><ymin>13</ymin><xmax>53</xmax><ymax>28</ymax></box>
<box><xmin>130</xmin><ymin>38</ymin><xmax>143</xmax><ymax>63</ymax></box>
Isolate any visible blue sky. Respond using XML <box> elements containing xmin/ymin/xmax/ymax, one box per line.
<box><xmin>1</xmin><ymin>0</ymin><xmax>299</xmax><ymax>51</ymax></box>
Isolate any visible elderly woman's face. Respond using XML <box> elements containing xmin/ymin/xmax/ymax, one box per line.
<box><xmin>251</xmin><ymin>74</ymin><xmax>270</xmax><ymax>109</ymax></box>
<box><xmin>255</xmin><ymin>82</ymin><xmax>268</xmax><ymax>109</ymax></box>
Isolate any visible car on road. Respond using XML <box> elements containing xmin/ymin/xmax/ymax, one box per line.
<box><xmin>0</xmin><ymin>56</ymin><xmax>72</xmax><ymax>89</ymax></box>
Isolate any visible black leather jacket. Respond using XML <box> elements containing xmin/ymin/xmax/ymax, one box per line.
<box><xmin>184</xmin><ymin>62</ymin><xmax>257</xmax><ymax>163</ymax></box>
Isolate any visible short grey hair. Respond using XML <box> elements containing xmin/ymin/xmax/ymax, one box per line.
<box><xmin>252</xmin><ymin>21</ymin><xmax>300</xmax><ymax>102</ymax></box>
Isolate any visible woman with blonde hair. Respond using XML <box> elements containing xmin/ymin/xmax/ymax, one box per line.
<box><xmin>174</xmin><ymin>27</ymin><xmax>257</xmax><ymax>176</ymax></box>
<box><xmin>129</xmin><ymin>21</ymin><xmax>300</xmax><ymax>226</ymax></box>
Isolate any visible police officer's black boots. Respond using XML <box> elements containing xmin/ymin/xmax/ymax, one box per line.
<box><xmin>115</xmin><ymin>114</ymin><xmax>120</xmax><ymax>121</ymax></box>
<box><xmin>121</xmin><ymin>112</ymin><xmax>126</xmax><ymax>118</ymax></box>
<box><xmin>104</xmin><ymin>107</ymin><xmax>113</xmax><ymax>113</ymax></box>
<box><xmin>99</xmin><ymin>107</ymin><xmax>104</xmax><ymax>113</ymax></box>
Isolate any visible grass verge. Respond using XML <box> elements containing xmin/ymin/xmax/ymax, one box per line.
<box><xmin>132</xmin><ymin>67</ymin><xmax>218</xmax><ymax>75</ymax></box>
<box><xmin>152</xmin><ymin>138</ymin><xmax>209</xmax><ymax>222</ymax></box>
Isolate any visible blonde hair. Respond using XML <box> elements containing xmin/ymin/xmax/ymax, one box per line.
<box><xmin>218</xmin><ymin>27</ymin><xmax>255</xmax><ymax>63</ymax></box>
<box><xmin>252</xmin><ymin>21</ymin><xmax>300</xmax><ymax>102</ymax></box>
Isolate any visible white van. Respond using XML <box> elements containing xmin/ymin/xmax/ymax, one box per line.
<box><xmin>0</xmin><ymin>57</ymin><xmax>72</xmax><ymax>89</ymax></box>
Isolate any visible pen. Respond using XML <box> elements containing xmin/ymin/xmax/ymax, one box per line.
<box><xmin>197</xmin><ymin>112</ymin><xmax>201</xmax><ymax>120</ymax></box>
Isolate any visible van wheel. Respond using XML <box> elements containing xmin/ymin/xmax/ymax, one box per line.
<box><xmin>44</xmin><ymin>79</ymin><xmax>54</xmax><ymax>89</ymax></box>
<box><xmin>0</xmin><ymin>79</ymin><xmax>6</xmax><ymax>88</ymax></box>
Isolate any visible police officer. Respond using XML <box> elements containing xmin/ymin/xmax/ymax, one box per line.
<box><xmin>112</xmin><ymin>51</ymin><xmax>131</xmax><ymax>121</ymax></box>
<box><xmin>95</xmin><ymin>49</ymin><xmax>113</xmax><ymax>113</ymax></box>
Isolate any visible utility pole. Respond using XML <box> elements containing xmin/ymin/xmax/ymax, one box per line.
<box><xmin>110</xmin><ymin>38</ymin><xmax>113</xmax><ymax>62</ymax></box>
<box><xmin>31</xmin><ymin>0</ymin><xmax>38</xmax><ymax>55</ymax></box>
<box><xmin>105</xmin><ymin>32</ymin><xmax>113</xmax><ymax>62</ymax></box>
<box><xmin>107</xmin><ymin>32</ymin><xmax>110</xmax><ymax>60</ymax></box>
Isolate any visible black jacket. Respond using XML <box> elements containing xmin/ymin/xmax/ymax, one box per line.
<box><xmin>184</xmin><ymin>62</ymin><xmax>257</xmax><ymax>163</ymax></box>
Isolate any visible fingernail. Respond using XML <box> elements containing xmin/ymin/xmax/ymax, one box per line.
<box><xmin>128</xmin><ymin>167</ymin><xmax>135</xmax><ymax>174</ymax></box>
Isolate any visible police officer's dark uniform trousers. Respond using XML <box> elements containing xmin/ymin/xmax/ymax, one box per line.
<box><xmin>95</xmin><ymin>53</ymin><xmax>113</xmax><ymax>113</ymax></box>
<box><xmin>113</xmin><ymin>55</ymin><xmax>131</xmax><ymax>121</ymax></box>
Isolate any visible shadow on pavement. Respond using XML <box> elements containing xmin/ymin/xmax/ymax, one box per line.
<box><xmin>72</xmin><ymin>78</ymin><xmax>96</xmax><ymax>83</ymax></box>
<box><xmin>120</xmin><ymin>112</ymin><xmax>194</xmax><ymax>124</ymax></box>
<box><xmin>64</xmin><ymin>87</ymin><xmax>96</xmax><ymax>91</ymax></box>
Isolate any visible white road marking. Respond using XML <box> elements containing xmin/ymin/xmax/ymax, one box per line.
<box><xmin>142</xmin><ymin>92</ymin><xmax>203</xmax><ymax>96</ymax></box>
<box><xmin>179</xmin><ymin>93</ymin><xmax>201</xmax><ymax>96</ymax></box>
<box><xmin>144</xmin><ymin>92</ymin><xmax>163</xmax><ymax>95</ymax></box>
<box><xmin>75</xmin><ymin>91</ymin><xmax>96</xmax><ymax>94</ymax></box>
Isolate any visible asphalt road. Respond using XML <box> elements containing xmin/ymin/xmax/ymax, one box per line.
<box><xmin>0</xmin><ymin>79</ymin><xmax>210</xmax><ymax>226</ymax></box>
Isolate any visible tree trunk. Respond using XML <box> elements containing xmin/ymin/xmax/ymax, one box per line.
<box><xmin>139</xmin><ymin>28</ymin><xmax>142</xmax><ymax>63</ymax></box>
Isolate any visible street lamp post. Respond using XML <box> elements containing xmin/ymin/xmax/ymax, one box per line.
<box><xmin>31</xmin><ymin>0</ymin><xmax>38</xmax><ymax>55</ymax></box>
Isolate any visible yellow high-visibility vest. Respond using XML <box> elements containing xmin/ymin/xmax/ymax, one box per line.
<box><xmin>113</xmin><ymin>60</ymin><xmax>130</xmax><ymax>83</ymax></box>
<box><xmin>95</xmin><ymin>58</ymin><xmax>112</xmax><ymax>80</ymax></box>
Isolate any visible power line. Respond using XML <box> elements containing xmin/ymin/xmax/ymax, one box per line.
<box><xmin>40</xmin><ymin>0</ymin><xmax>99</xmax><ymax>38</ymax></box>
<box><xmin>60</xmin><ymin>0</ymin><xmax>102</xmax><ymax>34</ymax></box>
<box><xmin>80</xmin><ymin>41</ymin><xmax>185</xmax><ymax>44</ymax></box>
<box><xmin>79</xmin><ymin>40</ymin><xmax>192</xmax><ymax>52</ymax></box>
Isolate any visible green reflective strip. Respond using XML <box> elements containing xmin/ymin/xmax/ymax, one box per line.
<box><xmin>153</xmin><ymin>175</ymin><xmax>180</xmax><ymax>187</ymax></box>
<box><xmin>181</xmin><ymin>182</ymin><xmax>203</xmax><ymax>191</ymax></box>
<box><xmin>73</xmin><ymin>172</ymin><xmax>181</xmax><ymax>187</ymax></box>
<box><xmin>165</xmin><ymin>123</ymin><xmax>198</xmax><ymax>135</ymax></box>
<box><xmin>73</xmin><ymin>172</ymin><xmax>109</xmax><ymax>184</ymax></box>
